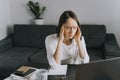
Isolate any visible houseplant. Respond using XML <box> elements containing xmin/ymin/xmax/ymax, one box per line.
<box><xmin>27</xmin><ymin>0</ymin><xmax>46</xmax><ymax>24</ymax></box>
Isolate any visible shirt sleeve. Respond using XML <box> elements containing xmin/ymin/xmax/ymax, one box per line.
<box><xmin>74</xmin><ymin>36</ymin><xmax>90</xmax><ymax>64</ymax></box>
<box><xmin>45</xmin><ymin>35</ymin><xmax>60</xmax><ymax>68</ymax></box>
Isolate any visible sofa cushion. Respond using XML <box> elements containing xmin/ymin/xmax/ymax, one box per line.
<box><xmin>0</xmin><ymin>47</ymin><xmax>40</xmax><ymax>76</ymax></box>
<box><xmin>0</xmin><ymin>56</ymin><xmax>28</xmax><ymax>76</ymax></box>
<box><xmin>87</xmin><ymin>48</ymin><xmax>104</xmax><ymax>61</ymax></box>
<box><xmin>13</xmin><ymin>25</ymin><xmax>56</xmax><ymax>48</ymax></box>
<box><xmin>29</xmin><ymin>48</ymin><xmax>48</xmax><ymax>64</ymax></box>
<box><xmin>0</xmin><ymin>47</ymin><xmax>39</xmax><ymax>60</ymax></box>
<box><xmin>81</xmin><ymin>25</ymin><xmax>106</xmax><ymax>48</ymax></box>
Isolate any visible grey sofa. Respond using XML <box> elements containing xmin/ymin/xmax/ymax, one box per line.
<box><xmin>0</xmin><ymin>24</ymin><xmax>120</xmax><ymax>78</ymax></box>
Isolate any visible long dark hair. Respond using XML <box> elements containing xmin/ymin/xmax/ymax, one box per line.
<box><xmin>57</xmin><ymin>10</ymin><xmax>82</xmax><ymax>39</ymax></box>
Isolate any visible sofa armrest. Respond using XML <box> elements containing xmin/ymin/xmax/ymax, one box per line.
<box><xmin>0</xmin><ymin>34</ymin><xmax>13</xmax><ymax>52</ymax></box>
<box><xmin>104</xmin><ymin>33</ymin><xmax>120</xmax><ymax>57</ymax></box>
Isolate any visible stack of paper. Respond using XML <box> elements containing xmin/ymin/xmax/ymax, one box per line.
<box><xmin>10</xmin><ymin>74</ymin><xmax>27</xmax><ymax>80</ymax></box>
<box><xmin>48</xmin><ymin>65</ymin><xmax>68</xmax><ymax>75</ymax></box>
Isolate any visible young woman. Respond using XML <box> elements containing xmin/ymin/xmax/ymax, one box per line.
<box><xmin>45</xmin><ymin>11</ymin><xmax>89</xmax><ymax>68</ymax></box>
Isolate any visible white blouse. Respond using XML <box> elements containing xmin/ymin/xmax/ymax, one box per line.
<box><xmin>45</xmin><ymin>33</ymin><xmax>89</xmax><ymax>68</ymax></box>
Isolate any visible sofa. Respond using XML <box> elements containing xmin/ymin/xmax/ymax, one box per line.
<box><xmin>0</xmin><ymin>24</ymin><xmax>120</xmax><ymax>78</ymax></box>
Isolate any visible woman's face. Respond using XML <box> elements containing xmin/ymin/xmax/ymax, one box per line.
<box><xmin>64</xmin><ymin>18</ymin><xmax>78</xmax><ymax>40</ymax></box>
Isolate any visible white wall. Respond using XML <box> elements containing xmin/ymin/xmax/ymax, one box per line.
<box><xmin>10</xmin><ymin>0</ymin><xmax>120</xmax><ymax>45</ymax></box>
<box><xmin>0</xmin><ymin>0</ymin><xmax>11</xmax><ymax>40</ymax></box>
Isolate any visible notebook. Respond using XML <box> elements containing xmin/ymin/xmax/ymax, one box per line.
<box><xmin>14</xmin><ymin>66</ymin><xmax>36</xmax><ymax>77</ymax></box>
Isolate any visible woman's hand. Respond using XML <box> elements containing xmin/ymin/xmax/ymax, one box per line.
<box><xmin>59</xmin><ymin>25</ymin><xmax>65</xmax><ymax>42</ymax></box>
<box><xmin>74</xmin><ymin>27</ymin><xmax>82</xmax><ymax>42</ymax></box>
<box><xmin>54</xmin><ymin>25</ymin><xmax>65</xmax><ymax>64</ymax></box>
<box><xmin>74</xmin><ymin>27</ymin><xmax>85</xmax><ymax>59</ymax></box>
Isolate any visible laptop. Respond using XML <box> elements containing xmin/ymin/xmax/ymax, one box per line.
<box><xmin>67</xmin><ymin>57</ymin><xmax>120</xmax><ymax>80</ymax></box>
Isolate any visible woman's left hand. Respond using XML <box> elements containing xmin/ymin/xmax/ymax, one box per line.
<box><xmin>74</xmin><ymin>27</ymin><xmax>82</xmax><ymax>42</ymax></box>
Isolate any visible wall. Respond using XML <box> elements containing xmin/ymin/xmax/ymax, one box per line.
<box><xmin>10</xmin><ymin>0</ymin><xmax>120</xmax><ymax>45</ymax></box>
<box><xmin>0</xmin><ymin>0</ymin><xmax>11</xmax><ymax>40</ymax></box>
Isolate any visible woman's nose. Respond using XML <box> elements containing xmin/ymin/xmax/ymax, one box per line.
<box><xmin>69</xmin><ymin>28</ymin><xmax>73</xmax><ymax>33</ymax></box>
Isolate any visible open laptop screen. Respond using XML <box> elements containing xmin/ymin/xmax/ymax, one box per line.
<box><xmin>75</xmin><ymin>57</ymin><xmax>120</xmax><ymax>80</ymax></box>
<box><xmin>67</xmin><ymin>57</ymin><xmax>120</xmax><ymax>80</ymax></box>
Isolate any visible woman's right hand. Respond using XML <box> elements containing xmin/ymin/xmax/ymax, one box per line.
<box><xmin>59</xmin><ymin>25</ymin><xmax>65</xmax><ymax>42</ymax></box>
<box><xmin>53</xmin><ymin>25</ymin><xmax>65</xmax><ymax>64</ymax></box>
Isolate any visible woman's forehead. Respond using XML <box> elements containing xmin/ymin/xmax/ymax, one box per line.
<box><xmin>65</xmin><ymin>18</ymin><xmax>78</xmax><ymax>27</ymax></box>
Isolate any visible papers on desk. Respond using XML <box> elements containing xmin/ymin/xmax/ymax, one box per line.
<box><xmin>48</xmin><ymin>65</ymin><xmax>68</xmax><ymax>75</ymax></box>
<box><xmin>4</xmin><ymin>65</ymin><xmax>68</xmax><ymax>80</ymax></box>
<box><xmin>5</xmin><ymin>69</ymin><xmax>48</xmax><ymax>80</ymax></box>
